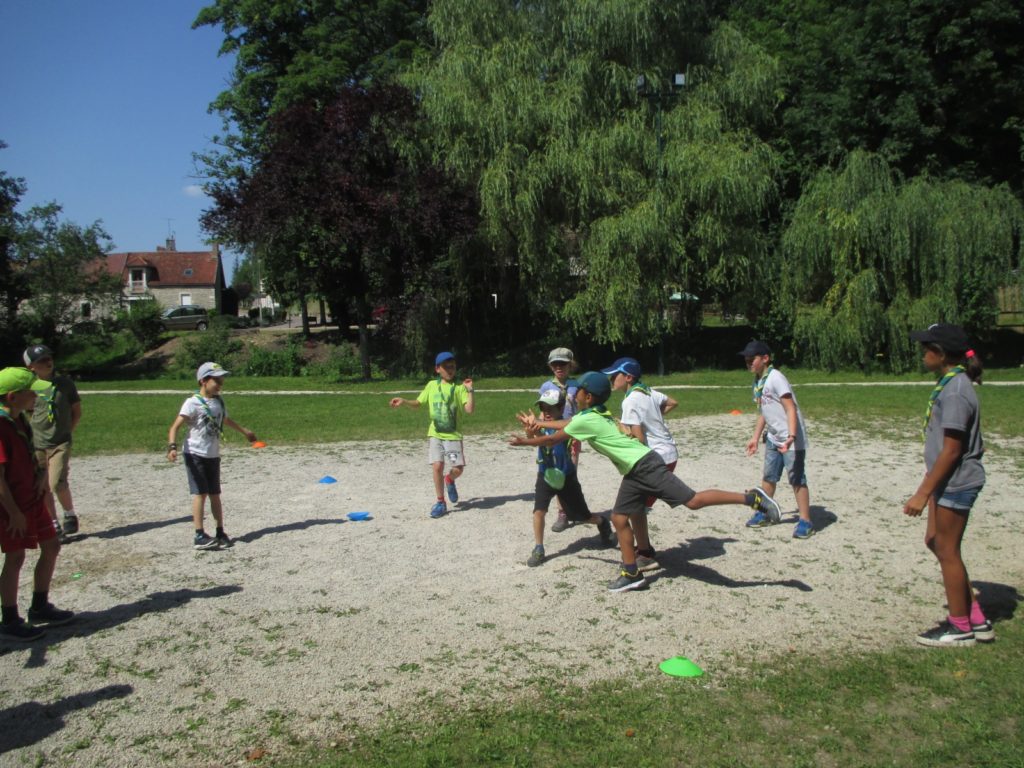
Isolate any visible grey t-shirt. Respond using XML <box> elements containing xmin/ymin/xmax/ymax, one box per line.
<box><xmin>924</xmin><ymin>372</ymin><xmax>985</xmax><ymax>492</ymax></box>
<box><xmin>758</xmin><ymin>369</ymin><xmax>807</xmax><ymax>450</ymax></box>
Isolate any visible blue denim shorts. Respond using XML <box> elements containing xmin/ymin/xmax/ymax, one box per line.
<box><xmin>936</xmin><ymin>485</ymin><xmax>983</xmax><ymax>512</ymax></box>
<box><xmin>763</xmin><ymin>443</ymin><xmax>808</xmax><ymax>487</ymax></box>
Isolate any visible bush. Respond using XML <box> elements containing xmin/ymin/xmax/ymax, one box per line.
<box><xmin>59</xmin><ymin>330</ymin><xmax>142</xmax><ymax>374</ymax></box>
<box><xmin>306</xmin><ymin>343</ymin><xmax>383</xmax><ymax>381</ymax></box>
<box><xmin>240</xmin><ymin>338</ymin><xmax>304</xmax><ymax>377</ymax></box>
<box><xmin>173</xmin><ymin>326</ymin><xmax>242</xmax><ymax>377</ymax></box>
<box><xmin>121</xmin><ymin>300</ymin><xmax>165</xmax><ymax>349</ymax></box>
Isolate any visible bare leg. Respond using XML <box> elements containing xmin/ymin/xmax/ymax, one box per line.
<box><xmin>431</xmin><ymin>462</ymin><xmax>445</xmax><ymax>499</ymax></box>
<box><xmin>209</xmin><ymin>495</ymin><xmax>224</xmax><ymax>528</ymax></box>
<box><xmin>532</xmin><ymin>509</ymin><xmax>546</xmax><ymax>546</ymax></box>
<box><xmin>630</xmin><ymin>511</ymin><xmax>652</xmax><ymax>550</ymax></box>
<box><xmin>33</xmin><ymin>537</ymin><xmax>60</xmax><ymax>594</ymax></box>
<box><xmin>612</xmin><ymin>512</ymin><xmax>635</xmax><ymax>566</ymax></box>
<box><xmin>925</xmin><ymin>500</ymin><xmax>972</xmax><ymax>617</ymax></box>
<box><xmin>794</xmin><ymin>484</ymin><xmax>811</xmax><ymax>522</ymax></box>
<box><xmin>685</xmin><ymin>489</ymin><xmax>748</xmax><ymax>509</ymax></box>
<box><xmin>1</xmin><ymin>550</ymin><xmax>26</xmax><ymax>608</ymax></box>
<box><xmin>191</xmin><ymin>494</ymin><xmax>208</xmax><ymax>530</ymax></box>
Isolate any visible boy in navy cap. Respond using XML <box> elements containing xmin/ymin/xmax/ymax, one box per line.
<box><xmin>512</xmin><ymin>371</ymin><xmax>780</xmax><ymax>592</ymax></box>
<box><xmin>390</xmin><ymin>351</ymin><xmax>475</xmax><ymax>518</ymax></box>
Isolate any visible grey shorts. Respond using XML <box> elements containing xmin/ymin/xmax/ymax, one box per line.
<box><xmin>184</xmin><ymin>454</ymin><xmax>221</xmax><ymax>496</ymax></box>
<box><xmin>534</xmin><ymin>471</ymin><xmax>591</xmax><ymax>520</ymax></box>
<box><xmin>614</xmin><ymin>452</ymin><xmax>696</xmax><ymax>516</ymax></box>
<box><xmin>428</xmin><ymin>438</ymin><xmax>466</xmax><ymax>468</ymax></box>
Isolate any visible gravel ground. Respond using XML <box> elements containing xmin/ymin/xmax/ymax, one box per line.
<box><xmin>1</xmin><ymin>414</ymin><xmax>1022</xmax><ymax>766</ymax></box>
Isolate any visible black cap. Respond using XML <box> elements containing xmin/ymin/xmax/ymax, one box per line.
<box><xmin>909</xmin><ymin>323</ymin><xmax>970</xmax><ymax>353</ymax></box>
<box><xmin>23</xmin><ymin>344</ymin><xmax>54</xmax><ymax>365</ymax></box>
<box><xmin>739</xmin><ymin>340</ymin><xmax>771</xmax><ymax>357</ymax></box>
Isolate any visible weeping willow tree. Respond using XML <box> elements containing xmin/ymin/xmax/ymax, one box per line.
<box><xmin>782</xmin><ymin>150</ymin><xmax>1024</xmax><ymax>371</ymax></box>
<box><xmin>408</xmin><ymin>1</ymin><xmax>782</xmax><ymax>346</ymax></box>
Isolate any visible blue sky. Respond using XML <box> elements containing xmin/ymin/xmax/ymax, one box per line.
<box><xmin>0</xmin><ymin>1</ymin><xmax>242</xmax><ymax>278</ymax></box>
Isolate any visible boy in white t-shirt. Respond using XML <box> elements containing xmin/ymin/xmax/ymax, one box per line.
<box><xmin>166</xmin><ymin>362</ymin><xmax>258</xmax><ymax>550</ymax></box>
<box><xmin>740</xmin><ymin>341</ymin><xmax>813</xmax><ymax>539</ymax></box>
<box><xmin>602</xmin><ymin>357</ymin><xmax>679</xmax><ymax>571</ymax></box>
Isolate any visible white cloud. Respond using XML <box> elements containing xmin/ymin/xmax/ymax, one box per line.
<box><xmin>183</xmin><ymin>184</ymin><xmax>205</xmax><ymax>198</ymax></box>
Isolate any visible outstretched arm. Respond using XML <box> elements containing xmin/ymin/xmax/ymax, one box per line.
<box><xmin>389</xmin><ymin>397</ymin><xmax>422</xmax><ymax>409</ymax></box>
<box><xmin>509</xmin><ymin>428</ymin><xmax>570</xmax><ymax>448</ymax></box>
<box><xmin>224</xmin><ymin>416</ymin><xmax>256</xmax><ymax>443</ymax></box>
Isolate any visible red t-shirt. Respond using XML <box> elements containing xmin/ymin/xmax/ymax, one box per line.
<box><xmin>0</xmin><ymin>414</ymin><xmax>39</xmax><ymax>513</ymax></box>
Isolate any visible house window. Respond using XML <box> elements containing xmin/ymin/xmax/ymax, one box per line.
<box><xmin>130</xmin><ymin>268</ymin><xmax>147</xmax><ymax>293</ymax></box>
<box><xmin>80</xmin><ymin>301</ymin><xmax>92</xmax><ymax>318</ymax></box>
<box><xmin>180</xmin><ymin>293</ymin><xmax>192</xmax><ymax>306</ymax></box>
<box><xmin>183</xmin><ymin>268</ymin><xmax>194</xmax><ymax>277</ymax></box>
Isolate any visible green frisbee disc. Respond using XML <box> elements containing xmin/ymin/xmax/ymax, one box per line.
<box><xmin>659</xmin><ymin>656</ymin><xmax>704</xmax><ymax>677</ymax></box>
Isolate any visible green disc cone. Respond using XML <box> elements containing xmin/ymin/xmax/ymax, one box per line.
<box><xmin>659</xmin><ymin>656</ymin><xmax>704</xmax><ymax>677</ymax></box>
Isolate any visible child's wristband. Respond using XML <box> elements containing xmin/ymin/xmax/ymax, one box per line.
<box><xmin>167</xmin><ymin>443</ymin><xmax>177</xmax><ymax>451</ymax></box>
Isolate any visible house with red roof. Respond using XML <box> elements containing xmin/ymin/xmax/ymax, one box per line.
<box><xmin>104</xmin><ymin>238</ymin><xmax>225</xmax><ymax>312</ymax></box>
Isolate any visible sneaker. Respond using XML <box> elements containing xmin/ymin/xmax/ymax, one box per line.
<box><xmin>597</xmin><ymin>518</ymin><xmax>615</xmax><ymax>546</ymax></box>
<box><xmin>748</xmin><ymin>488</ymin><xmax>781</xmax><ymax>524</ymax></box>
<box><xmin>607</xmin><ymin>569</ymin><xmax>649</xmax><ymax>593</ymax></box>
<box><xmin>429</xmin><ymin>501</ymin><xmax>448</xmax><ymax>519</ymax></box>
<box><xmin>971</xmin><ymin>620</ymin><xmax>995</xmax><ymax>643</ymax></box>
<box><xmin>62</xmin><ymin>514</ymin><xmax>79</xmax><ymax>535</ymax></box>
<box><xmin>636</xmin><ymin>553</ymin><xmax>660</xmax><ymax>572</ymax></box>
<box><xmin>526</xmin><ymin>546</ymin><xmax>545</xmax><ymax>567</ymax></box>
<box><xmin>793</xmin><ymin>519</ymin><xmax>815</xmax><ymax>539</ymax></box>
<box><xmin>551</xmin><ymin>512</ymin><xmax>570</xmax><ymax>533</ymax></box>
<box><xmin>915</xmin><ymin>621</ymin><xmax>975</xmax><ymax>648</ymax></box>
<box><xmin>27</xmin><ymin>603</ymin><xmax>75</xmax><ymax>627</ymax></box>
<box><xmin>193</xmin><ymin>532</ymin><xmax>220</xmax><ymax>550</ymax></box>
<box><xmin>745</xmin><ymin>511</ymin><xmax>770</xmax><ymax>528</ymax></box>
<box><xmin>445</xmin><ymin>479</ymin><xmax>458</xmax><ymax>504</ymax></box>
<box><xmin>54</xmin><ymin>521</ymin><xmax>70</xmax><ymax>544</ymax></box>
<box><xmin>215</xmin><ymin>531</ymin><xmax>234</xmax><ymax>549</ymax></box>
<box><xmin>0</xmin><ymin>619</ymin><xmax>45</xmax><ymax>642</ymax></box>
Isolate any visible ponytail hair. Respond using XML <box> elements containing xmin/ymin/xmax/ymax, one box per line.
<box><xmin>949</xmin><ymin>348</ymin><xmax>984</xmax><ymax>384</ymax></box>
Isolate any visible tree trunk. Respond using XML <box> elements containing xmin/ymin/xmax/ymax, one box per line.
<box><xmin>299</xmin><ymin>289</ymin><xmax>311</xmax><ymax>337</ymax></box>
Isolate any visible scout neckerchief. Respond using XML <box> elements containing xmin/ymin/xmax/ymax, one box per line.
<box><xmin>752</xmin><ymin>365</ymin><xmax>774</xmax><ymax>404</ymax></box>
<box><xmin>579</xmin><ymin>404</ymin><xmax>616</xmax><ymax>419</ymax></box>
<box><xmin>35</xmin><ymin>382</ymin><xmax>56</xmax><ymax>423</ymax></box>
<box><xmin>193</xmin><ymin>391</ymin><xmax>225</xmax><ymax>435</ymax></box>
<box><xmin>433</xmin><ymin>377</ymin><xmax>459</xmax><ymax>431</ymax></box>
<box><xmin>0</xmin><ymin>405</ymin><xmax>36</xmax><ymax>454</ymax></box>
<box><xmin>627</xmin><ymin>381</ymin><xmax>651</xmax><ymax>396</ymax></box>
<box><xmin>923</xmin><ymin>365</ymin><xmax>965</xmax><ymax>436</ymax></box>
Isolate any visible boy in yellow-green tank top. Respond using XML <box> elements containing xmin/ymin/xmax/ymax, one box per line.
<box><xmin>389</xmin><ymin>351</ymin><xmax>475</xmax><ymax>518</ymax></box>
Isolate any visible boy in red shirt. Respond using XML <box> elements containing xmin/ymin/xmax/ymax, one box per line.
<box><xmin>0</xmin><ymin>367</ymin><xmax>75</xmax><ymax>641</ymax></box>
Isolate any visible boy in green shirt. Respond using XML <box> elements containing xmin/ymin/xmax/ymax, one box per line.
<box><xmin>512</xmin><ymin>371</ymin><xmax>780</xmax><ymax>592</ymax></box>
<box><xmin>390</xmin><ymin>351</ymin><xmax>475</xmax><ymax>518</ymax></box>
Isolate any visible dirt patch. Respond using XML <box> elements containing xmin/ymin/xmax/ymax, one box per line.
<box><xmin>1</xmin><ymin>415</ymin><xmax>1021</xmax><ymax>766</ymax></box>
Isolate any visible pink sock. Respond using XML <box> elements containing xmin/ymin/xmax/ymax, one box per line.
<box><xmin>948</xmin><ymin>615</ymin><xmax>971</xmax><ymax>632</ymax></box>
<box><xmin>969</xmin><ymin>601</ymin><xmax>987</xmax><ymax>625</ymax></box>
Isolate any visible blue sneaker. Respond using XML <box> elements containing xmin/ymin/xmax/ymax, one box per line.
<box><xmin>430</xmin><ymin>501</ymin><xmax>448</xmax><ymax>519</ymax></box>
<box><xmin>745</xmin><ymin>511</ymin><xmax>770</xmax><ymax>528</ymax></box>
<box><xmin>793</xmin><ymin>519</ymin><xmax>815</xmax><ymax>539</ymax></box>
<box><xmin>445</xmin><ymin>478</ymin><xmax>458</xmax><ymax>504</ymax></box>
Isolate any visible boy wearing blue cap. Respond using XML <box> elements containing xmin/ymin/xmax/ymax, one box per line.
<box><xmin>0</xmin><ymin>367</ymin><xmax>75</xmax><ymax>641</ymax></box>
<box><xmin>512</xmin><ymin>371</ymin><xmax>780</xmax><ymax>592</ymax></box>
<box><xmin>602</xmin><ymin>357</ymin><xmax>679</xmax><ymax>571</ymax></box>
<box><xmin>390</xmin><ymin>351</ymin><xmax>475</xmax><ymax>518</ymax></box>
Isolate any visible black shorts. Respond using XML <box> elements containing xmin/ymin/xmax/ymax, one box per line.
<box><xmin>184</xmin><ymin>454</ymin><xmax>221</xmax><ymax>496</ymax></box>
<box><xmin>614</xmin><ymin>451</ymin><xmax>695</xmax><ymax>516</ymax></box>
<box><xmin>533</xmin><ymin>471</ymin><xmax>591</xmax><ymax>521</ymax></box>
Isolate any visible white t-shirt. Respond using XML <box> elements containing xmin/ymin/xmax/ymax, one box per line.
<box><xmin>620</xmin><ymin>387</ymin><xmax>678</xmax><ymax>464</ymax></box>
<box><xmin>757</xmin><ymin>369</ymin><xmax>807</xmax><ymax>450</ymax></box>
<box><xmin>179</xmin><ymin>394</ymin><xmax>225</xmax><ymax>458</ymax></box>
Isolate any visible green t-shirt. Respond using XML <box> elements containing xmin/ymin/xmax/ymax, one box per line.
<box><xmin>31</xmin><ymin>375</ymin><xmax>81</xmax><ymax>449</ymax></box>
<box><xmin>417</xmin><ymin>379</ymin><xmax>470</xmax><ymax>440</ymax></box>
<box><xmin>564</xmin><ymin>408</ymin><xmax>650</xmax><ymax>475</ymax></box>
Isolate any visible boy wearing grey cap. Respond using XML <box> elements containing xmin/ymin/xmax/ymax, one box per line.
<box><xmin>166</xmin><ymin>362</ymin><xmax>258</xmax><ymax>550</ymax></box>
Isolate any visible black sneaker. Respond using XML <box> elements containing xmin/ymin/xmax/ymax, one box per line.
<box><xmin>526</xmin><ymin>546</ymin><xmax>545</xmax><ymax>567</ymax></box>
<box><xmin>607</xmin><ymin>569</ymin><xmax>649</xmax><ymax>593</ymax></box>
<box><xmin>0</xmin><ymin>619</ymin><xmax>45</xmax><ymax>642</ymax></box>
<box><xmin>915</xmin><ymin>621</ymin><xmax>975</xmax><ymax>647</ymax></box>
<box><xmin>27</xmin><ymin>603</ymin><xmax>75</xmax><ymax>627</ymax></box>
<box><xmin>215</xmin><ymin>532</ymin><xmax>234</xmax><ymax>549</ymax></box>
<box><xmin>551</xmin><ymin>512</ymin><xmax>569</xmax><ymax>533</ymax></box>
<box><xmin>62</xmin><ymin>514</ymin><xmax>80</xmax><ymax>535</ymax></box>
<box><xmin>193</xmin><ymin>532</ymin><xmax>220</xmax><ymax>551</ymax></box>
<box><xmin>747</xmin><ymin>488</ymin><xmax>782</xmax><ymax>524</ymax></box>
<box><xmin>971</xmin><ymin>620</ymin><xmax>995</xmax><ymax>643</ymax></box>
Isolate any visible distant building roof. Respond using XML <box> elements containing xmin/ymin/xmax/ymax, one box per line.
<box><xmin>105</xmin><ymin>245</ymin><xmax>222</xmax><ymax>287</ymax></box>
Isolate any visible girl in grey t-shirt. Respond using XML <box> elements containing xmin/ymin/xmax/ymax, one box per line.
<box><xmin>903</xmin><ymin>324</ymin><xmax>990</xmax><ymax>648</ymax></box>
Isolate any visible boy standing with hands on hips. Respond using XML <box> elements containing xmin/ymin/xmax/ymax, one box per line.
<box><xmin>167</xmin><ymin>362</ymin><xmax>257</xmax><ymax>550</ymax></box>
<box><xmin>390</xmin><ymin>352</ymin><xmax>475</xmax><ymax>518</ymax></box>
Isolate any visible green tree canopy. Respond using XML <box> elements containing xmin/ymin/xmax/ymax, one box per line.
<box><xmin>782</xmin><ymin>151</ymin><xmax>1024</xmax><ymax>371</ymax></box>
<box><xmin>410</xmin><ymin>1</ymin><xmax>783</xmax><ymax>346</ymax></box>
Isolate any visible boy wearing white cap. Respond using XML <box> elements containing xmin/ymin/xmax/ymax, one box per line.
<box><xmin>542</xmin><ymin>347</ymin><xmax>580</xmax><ymax>533</ymax></box>
<box><xmin>167</xmin><ymin>362</ymin><xmax>258</xmax><ymax>550</ymax></box>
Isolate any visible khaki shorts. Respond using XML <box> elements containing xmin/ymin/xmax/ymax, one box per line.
<box><xmin>35</xmin><ymin>443</ymin><xmax>72</xmax><ymax>495</ymax></box>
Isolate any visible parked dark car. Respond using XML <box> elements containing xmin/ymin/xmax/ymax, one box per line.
<box><xmin>160</xmin><ymin>305</ymin><xmax>209</xmax><ymax>331</ymax></box>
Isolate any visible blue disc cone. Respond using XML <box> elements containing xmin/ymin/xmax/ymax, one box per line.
<box><xmin>318</xmin><ymin>475</ymin><xmax>338</xmax><ymax>484</ymax></box>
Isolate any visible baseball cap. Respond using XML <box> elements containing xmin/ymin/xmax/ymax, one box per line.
<box><xmin>909</xmin><ymin>323</ymin><xmax>970</xmax><ymax>353</ymax></box>
<box><xmin>23</xmin><ymin>344</ymin><xmax>54</xmax><ymax>365</ymax></box>
<box><xmin>0</xmin><ymin>367</ymin><xmax>52</xmax><ymax>396</ymax></box>
<box><xmin>435</xmin><ymin>351</ymin><xmax>456</xmax><ymax>366</ymax></box>
<box><xmin>739</xmin><ymin>340</ymin><xmax>772</xmax><ymax>357</ymax></box>
<box><xmin>196</xmin><ymin>362</ymin><xmax>230</xmax><ymax>381</ymax></box>
<box><xmin>600</xmin><ymin>357</ymin><xmax>642</xmax><ymax>378</ymax></box>
<box><xmin>547</xmin><ymin>347</ymin><xmax>574</xmax><ymax>364</ymax></box>
<box><xmin>536</xmin><ymin>387</ymin><xmax>564</xmax><ymax>407</ymax></box>
<box><xmin>576</xmin><ymin>371</ymin><xmax>611</xmax><ymax>404</ymax></box>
